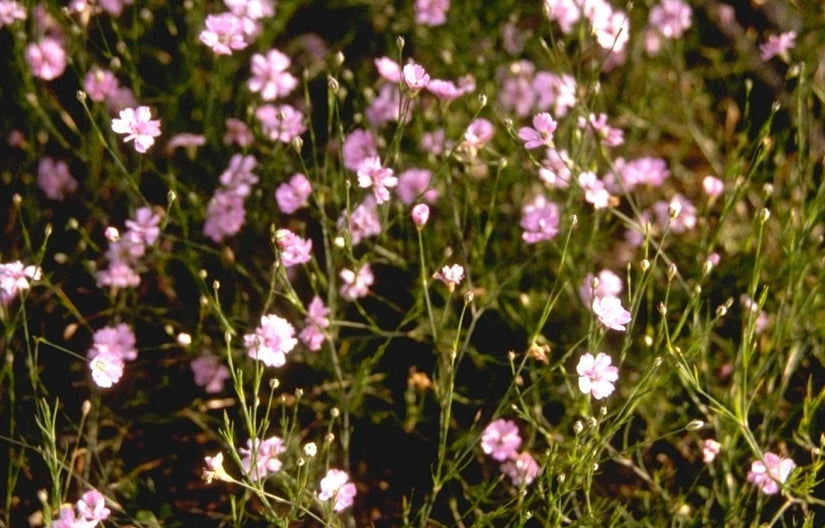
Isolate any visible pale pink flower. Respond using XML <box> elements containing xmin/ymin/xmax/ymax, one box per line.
<box><xmin>397</xmin><ymin>168</ymin><xmax>438</xmax><ymax>205</ymax></box>
<box><xmin>609</xmin><ymin>156</ymin><xmax>670</xmax><ymax>190</ymax></box>
<box><xmin>26</xmin><ymin>38</ymin><xmax>67</xmax><ymax>80</ymax></box>
<box><xmin>538</xmin><ymin>148</ymin><xmax>571</xmax><ymax>188</ymax></box>
<box><xmin>105</xmin><ymin>86</ymin><xmax>138</xmax><ymax>114</ymax></box>
<box><xmin>374</xmin><ymin>56</ymin><xmax>401</xmax><ymax>83</ymax></box>
<box><xmin>464</xmin><ymin>118</ymin><xmax>495</xmax><ymax>150</ymax></box>
<box><xmin>96</xmin><ymin>260</ymin><xmax>141</xmax><ymax>289</ymax></box>
<box><xmin>98</xmin><ymin>0</ymin><xmax>134</xmax><ymax>17</ymax></box>
<box><xmin>433</xmin><ymin>264</ymin><xmax>464</xmax><ymax>292</ymax></box>
<box><xmin>518</xmin><ymin>112</ymin><xmax>557</xmax><ymax>150</ymax></box>
<box><xmin>190</xmin><ymin>354</ymin><xmax>231</xmax><ymax>394</ymax></box>
<box><xmin>357</xmin><ymin>156</ymin><xmax>397</xmax><ymax>204</ymax></box>
<box><xmin>544</xmin><ymin>0</ymin><xmax>581</xmax><ymax>34</ymax></box>
<box><xmin>578</xmin><ymin>171</ymin><xmax>610</xmax><ymax>210</ymax></box>
<box><xmin>747</xmin><ymin>452</ymin><xmax>796</xmax><ymax>495</ymax></box>
<box><xmin>37</xmin><ymin>157</ymin><xmax>78</xmax><ymax>201</ymax></box>
<box><xmin>579</xmin><ymin>113</ymin><xmax>623</xmax><ymax>147</ymax></box>
<box><xmin>403</xmin><ymin>62</ymin><xmax>430</xmax><ymax>93</ymax></box>
<box><xmin>299</xmin><ymin>296</ymin><xmax>330</xmax><ymax>351</ymax></box>
<box><xmin>759</xmin><ymin>30</ymin><xmax>796</xmax><ymax>61</ymax></box>
<box><xmin>0</xmin><ymin>261</ymin><xmax>42</xmax><ymax>297</ymax></box>
<box><xmin>421</xmin><ymin>129</ymin><xmax>447</xmax><ymax>155</ymax></box>
<box><xmin>111</xmin><ymin>106</ymin><xmax>162</xmax><ymax>153</ymax></box>
<box><xmin>480</xmin><ymin>419</ymin><xmax>522</xmax><ymax>461</ymax></box>
<box><xmin>219</xmin><ymin>154</ymin><xmax>259</xmax><ymax>196</ymax></box>
<box><xmin>76</xmin><ymin>489</ymin><xmax>110</xmax><ymax>523</ymax></box>
<box><xmin>653</xmin><ymin>194</ymin><xmax>697</xmax><ymax>234</ymax></box>
<box><xmin>702</xmin><ymin>175</ymin><xmax>724</xmax><ymax>197</ymax></box>
<box><xmin>342</xmin><ymin>129</ymin><xmax>378</xmax><ymax>172</ymax></box>
<box><xmin>579</xmin><ymin>269</ymin><xmax>623</xmax><ymax>307</ymax></box>
<box><xmin>425</xmin><ymin>78</ymin><xmax>464</xmax><ymax>101</ymax></box>
<box><xmin>520</xmin><ymin>195</ymin><xmax>560</xmax><ymax>244</ymax></box>
<box><xmin>592</xmin><ymin>295</ymin><xmax>631</xmax><ymax>332</ymax></box>
<box><xmin>255</xmin><ymin>103</ymin><xmax>305</xmax><ymax>143</ymax></box>
<box><xmin>533</xmin><ymin>71</ymin><xmax>576</xmax><ymax>117</ymax></box>
<box><xmin>223</xmin><ymin>117</ymin><xmax>254</xmax><ymax>147</ymax></box>
<box><xmin>411</xmin><ymin>203</ymin><xmax>430</xmax><ymax>228</ymax></box>
<box><xmin>124</xmin><ymin>206</ymin><xmax>161</xmax><ymax>246</ymax></box>
<box><xmin>365</xmin><ymin>84</ymin><xmax>407</xmax><ymax>128</ymax></box>
<box><xmin>224</xmin><ymin>0</ymin><xmax>275</xmax><ymax>21</ymax></box>
<box><xmin>342</xmin><ymin>196</ymin><xmax>382</xmax><ymax>245</ymax></box>
<box><xmin>89</xmin><ymin>352</ymin><xmax>125</xmax><ymax>389</ymax></box>
<box><xmin>240</xmin><ymin>436</ymin><xmax>285</xmax><ymax>480</ymax></box>
<box><xmin>204</xmin><ymin>189</ymin><xmax>246</xmax><ymax>242</ymax></box>
<box><xmin>166</xmin><ymin>133</ymin><xmax>206</xmax><ymax>153</ymax></box>
<box><xmin>83</xmin><ymin>67</ymin><xmax>119</xmax><ymax>102</ymax></box>
<box><xmin>199</xmin><ymin>12</ymin><xmax>248</xmax><ymax>55</ymax></box>
<box><xmin>88</xmin><ymin>323</ymin><xmax>137</xmax><ymax>362</ymax></box>
<box><xmin>52</xmin><ymin>504</ymin><xmax>95</xmax><ymax>528</ymax></box>
<box><xmin>244</xmin><ymin>314</ymin><xmax>297</xmax><ymax>367</ymax></box>
<box><xmin>340</xmin><ymin>264</ymin><xmax>374</xmax><ymax>301</ymax></box>
<box><xmin>648</xmin><ymin>0</ymin><xmax>692</xmax><ymax>39</ymax></box>
<box><xmin>500</xmin><ymin>451</ymin><xmax>540</xmax><ymax>486</ymax></box>
<box><xmin>275</xmin><ymin>173</ymin><xmax>312</xmax><ymax>214</ymax></box>
<box><xmin>501</xmin><ymin>21</ymin><xmax>528</xmax><ymax>56</ymax></box>
<box><xmin>318</xmin><ymin>469</ymin><xmax>357</xmax><ymax>512</ymax></box>
<box><xmin>415</xmin><ymin>0</ymin><xmax>449</xmax><ymax>26</ymax></box>
<box><xmin>702</xmin><ymin>439</ymin><xmax>721</xmax><ymax>463</ymax></box>
<box><xmin>576</xmin><ymin>352</ymin><xmax>619</xmax><ymax>399</ymax></box>
<box><xmin>0</xmin><ymin>1</ymin><xmax>26</xmax><ymax>29</ymax></box>
<box><xmin>248</xmin><ymin>49</ymin><xmax>298</xmax><ymax>101</ymax></box>
<box><xmin>275</xmin><ymin>228</ymin><xmax>313</xmax><ymax>267</ymax></box>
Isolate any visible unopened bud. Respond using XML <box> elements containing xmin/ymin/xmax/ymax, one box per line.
<box><xmin>667</xmin><ymin>263</ymin><xmax>677</xmax><ymax>281</ymax></box>
<box><xmin>269</xmin><ymin>378</ymin><xmax>280</xmax><ymax>389</ymax></box>
<box><xmin>686</xmin><ymin>419</ymin><xmax>705</xmax><ymax>431</ymax></box>
<box><xmin>81</xmin><ymin>400</ymin><xmax>91</xmax><ymax>416</ymax></box>
<box><xmin>396</xmin><ymin>35</ymin><xmax>405</xmax><ymax>50</ymax></box>
<box><xmin>573</xmin><ymin>420</ymin><xmax>583</xmax><ymax>434</ymax></box>
<box><xmin>640</xmin><ymin>259</ymin><xmax>651</xmax><ymax>272</ymax></box>
<box><xmin>478</xmin><ymin>94</ymin><xmax>487</xmax><ymax>108</ymax></box>
<box><xmin>303</xmin><ymin>442</ymin><xmax>317</xmax><ymax>457</ymax></box>
<box><xmin>760</xmin><ymin>208</ymin><xmax>771</xmax><ymax>224</ymax></box>
<box><xmin>463</xmin><ymin>291</ymin><xmax>474</xmax><ymax>304</ymax></box>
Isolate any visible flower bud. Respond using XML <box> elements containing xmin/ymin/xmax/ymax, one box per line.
<box><xmin>411</xmin><ymin>203</ymin><xmax>430</xmax><ymax>228</ymax></box>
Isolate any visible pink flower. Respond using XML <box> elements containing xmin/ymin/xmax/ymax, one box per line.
<box><xmin>520</xmin><ymin>195</ymin><xmax>560</xmax><ymax>243</ymax></box>
<box><xmin>89</xmin><ymin>352</ymin><xmax>125</xmax><ymax>389</ymax></box>
<box><xmin>275</xmin><ymin>173</ymin><xmax>312</xmax><ymax>214</ymax></box>
<box><xmin>576</xmin><ymin>352</ymin><xmax>619</xmax><ymax>399</ymax></box>
<box><xmin>199</xmin><ymin>12</ymin><xmax>248</xmax><ymax>55</ymax></box>
<box><xmin>578</xmin><ymin>171</ymin><xmax>611</xmax><ymax>209</ymax></box>
<box><xmin>340</xmin><ymin>264</ymin><xmax>374</xmax><ymax>301</ymax></box>
<box><xmin>464</xmin><ymin>118</ymin><xmax>495</xmax><ymax>150</ymax></box>
<box><xmin>648</xmin><ymin>0</ymin><xmax>692</xmax><ymax>39</ymax></box>
<box><xmin>365</xmin><ymin>84</ymin><xmax>407</xmax><ymax>128</ymax></box>
<box><xmin>83</xmin><ymin>67</ymin><xmax>119</xmax><ymax>102</ymax></box>
<box><xmin>190</xmin><ymin>354</ymin><xmax>231</xmax><ymax>394</ymax></box>
<box><xmin>579</xmin><ymin>269</ymin><xmax>623</xmax><ymax>307</ymax></box>
<box><xmin>653</xmin><ymin>194</ymin><xmax>697</xmax><ymax>234</ymax></box>
<box><xmin>0</xmin><ymin>1</ymin><xmax>26</xmax><ymax>29</ymax></box>
<box><xmin>244</xmin><ymin>314</ymin><xmax>298</xmax><ymax>367</ymax></box>
<box><xmin>37</xmin><ymin>157</ymin><xmax>77</xmax><ymax>201</ymax></box>
<box><xmin>374</xmin><ymin>56</ymin><xmax>401</xmax><ymax>82</ymax></box>
<box><xmin>240</xmin><ymin>436</ymin><xmax>286</xmax><ymax>480</ymax></box>
<box><xmin>747</xmin><ymin>452</ymin><xmax>796</xmax><ymax>495</ymax></box>
<box><xmin>248</xmin><ymin>49</ymin><xmax>298</xmax><ymax>101</ymax></box>
<box><xmin>403</xmin><ymin>63</ymin><xmax>430</xmax><ymax>93</ymax></box>
<box><xmin>518</xmin><ymin>112</ymin><xmax>557</xmax><ymax>149</ymax></box>
<box><xmin>124</xmin><ymin>206</ymin><xmax>161</xmax><ymax>247</ymax></box>
<box><xmin>26</xmin><ymin>38</ymin><xmax>67</xmax><ymax>80</ymax></box>
<box><xmin>433</xmin><ymin>264</ymin><xmax>464</xmax><ymax>292</ymax></box>
<box><xmin>544</xmin><ymin>0</ymin><xmax>581</xmax><ymax>34</ymax></box>
<box><xmin>397</xmin><ymin>168</ymin><xmax>438</xmax><ymax>205</ymax></box>
<box><xmin>533</xmin><ymin>71</ymin><xmax>576</xmax><ymax>117</ymax></box>
<box><xmin>96</xmin><ymin>260</ymin><xmax>140</xmax><ymax>289</ymax></box>
<box><xmin>357</xmin><ymin>156</ymin><xmax>397</xmax><ymax>204</ymax></box>
<box><xmin>223</xmin><ymin>117</ymin><xmax>254</xmax><ymax>148</ymax></box>
<box><xmin>204</xmin><ymin>189</ymin><xmax>246</xmax><ymax>242</ymax></box>
<box><xmin>580</xmin><ymin>113</ymin><xmax>623</xmax><ymax>148</ymax></box>
<box><xmin>225</xmin><ymin>0</ymin><xmax>275</xmax><ymax>21</ymax></box>
<box><xmin>111</xmin><ymin>106</ymin><xmax>162</xmax><ymax>153</ymax></box>
<box><xmin>0</xmin><ymin>261</ymin><xmax>41</xmax><ymax>298</ymax></box>
<box><xmin>98</xmin><ymin>0</ymin><xmax>134</xmax><ymax>17</ymax></box>
<box><xmin>425</xmin><ymin>79</ymin><xmax>464</xmax><ymax>101</ymax></box>
<box><xmin>702</xmin><ymin>439</ymin><xmax>721</xmax><ymax>463</ymax></box>
<box><xmin>500</xmin><ymin>451</ymin><xmax>540</xmax><ymax>486</ymax></box>
<box><xmin>76</xmin><ymin>489</ymin><xmax>110</xmax><ymax>523</ymax></box>
<box><xmin>759</xmin><ymin>30</ymin><xmax>796</xmax><ymax>61</ymax></box>
<box><xmin>299</xmin><ymin>296</ymin><xmax>330</xmax><ymax>351</ymax></box>
<box><xmin>480</xmin><ymin>419</ymin><xmax>522</xmax><ymax>461</ymax></box>
<box><xmin>219</xmin><ymin>154</ymin><xmax>259</xmax><ymax>196</ymax></box>
<box><xmin>342</xmin><ymin>129</ymin><xmax>377</xmax><ymax>172</ymax></box>
<box><xmin>318</xmin><ymin>469</ymin><xmax>357</xmax><ymax>512</ymax></box>
<box><xmin>609</xmin><ymin>156</ymin><xmax>670</xmax><ymax>190</ymax></box>
<box><xmin>411</xmin><ymin>203</ymin><xmax>430</xmax><ymax>228</ymax></box>
<box><xmin>538</xmin><ymin>149</ymin><xmax>571</xmax><ymax>188</ymax></box>
<box><xmin>255</xmin><ymin>103</ymin><xmax>305</xmax><ymax>143</ymax></box>
<box><xmin>52</xmin><ymin>504</ymin><xmax>95</xmax><ymax>528</ymax></box>
<box><xmin>341</xmin><ymin>196</ymin><xmax>382</xmax><ymax>245</ymax></box>
<box><xmin>414</xmin><ymin>0</ymin><xmax>449</xmax><ymax>26</ymax></box>
<box><xmin>592</xmin><ymin>295</ymin><xmax>631</xmax><ymax>332</ymax></box>
<box><xmin>275</xmin><ymin>228</ymin><xmax>312</xmax><ymax>267</ymax></box>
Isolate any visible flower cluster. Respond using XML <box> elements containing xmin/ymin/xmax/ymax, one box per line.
<box><xmin>204</xmin><ymin>154</ymin><xmax>258</xmax><ymax>242</ymax></box>
<box><xmin>480</xmin><ymin>419</ymin><xmax>540</xmax><ymax>486</ymax></box>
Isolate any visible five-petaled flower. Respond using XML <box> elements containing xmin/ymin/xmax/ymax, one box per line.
<box><xmin>747</xmin><ymin>451</ymin><xmax>796</xmax><ymax>495</ymax></box>
<box><xmin>433</xmin><ymin>264</ymin><xmax>464</xmax><ymax>292</ymax></box>
<box><xmin>518</xmin><ymin>112</ymin><xmax>557</xmax><ymax>149</ymax></box>
<box><xmin>318</xmin><ymin>468</ymin><xmax>357</xmax><ymax>512</ymax></box>
<box><xmin>576</xmin><ymin>352</ymin><xmax>619</xmax><ymax>400</ymax></box>
<box><xmin>592</xmin><ymin>295</ymin><xmax>631</xmax><ymax>331</ymax></box>
<box><xmin>244</xmin><ymin>314</ymin><xmax>298</xmax><ymax>367</ymax></box>
<box><xmin>480</xmin><ymin>419</ymin><xmax>522</xmax><ymax>461</ymax></box>
<box><xmin>356</xmin><ymin>156</ymin><xmax>397</xmax><ymax>204</ymax></box>
<box><xmin>111</xmin><ymin>106</ymin><xmax>162</xmax><ymax>153</ymax></box>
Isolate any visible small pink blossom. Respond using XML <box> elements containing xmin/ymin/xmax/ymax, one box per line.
<box><xmin>578</xmin><ymin>171</ymin><xmax>611</xmax><ymax>210</ymax></box>
<box><xmin>520</xmin><ymin>195</ymin><xmax>560</xmax><ymax>243</ymax></box>
<box><xmin>204</xmin><ymin>189</ymin><xmax>246</xmax><ymax>242</ymax></box>
<box><xmin>648</xmin><ymin>0</ymin><xmax>692</xmax><ymax>39</ymax></box>
<box><xmin>433</xmin><ymin>264</ymin><xmax>464</xmax><ymax>292</ymax></box>
<box><xmin>124</xmin><ymin>206</ymin><xmax>162</xmax><ymax>246</ymax></box>
<box><xmin>415</xmin><ymin>0</ymin><xmax>449</xmax><ymax>27</ymax></box>
<box><xmin>538</xmin><ymin>148</ymin><xmax>571</xmax><ymax>188</ymax></box>
<box><xmin>275</xmin><ymin>173</ymin><xmax>312</xmax><ymax>214</ymax></box>
<box><xmin>702</xmin><ymin>439</ymin><xmax>721</xmax><ymax>463</ymax></box>
<box><xmin>299</xmin><ymin>296</ymin><xmax>330</xmax><ymax>351</ymax></box>
<box><xmin>219</xmin><ymin>154</ymin><xmax>259</xmax><ymax>196</ymax></box>
<box><xmin>544</xmin><ymin>0</ymin><xmax>581</xmax><ymax>34</ymax></box>
<box><xmin>374</xmin><ymin>56</ymin><xmax>401</xmax><ymax>82</ymax></box>
<box><xmin>340</xmin><ymin>264</ymin><xmax>374</xmax><ymax>301</ymax></box>
<box><xmin>88</xmin><ymin>323</ymin><xmax>137</xmax><ymax>362</ymax></box>
<box><xmin>52</xmin><ymin>504</ymin><xmax>95</xmax><ymax>528</ymax></box>
<box><xmin>83</xmin><ymin>67</ymin><xmax>119</xmax><ymax>102</ymax></box>
<box><xmin>275</xmin><ymin>228</ymin><xmax>313</xmax><ymax>267</ymax></box>
<box><xmin>747</xmin><ymin>452</ymin><xmax>796</xmax><ymax>495</ymax></box>
<box><xmin>576</xmin><ymin>352</ymin><xmax>619</xmax><ymax>399</ymax></box>
<box><xmin>342</xmin><ymin>129</ymin><xmax>378</xmax><ymax>172</ymax></box>
<box><xmin>579</xmin><ymin>113</ymin><xmax>624</xmax><ymax>147</ymax></box>
<box><xmin>89</xmin><ymin>352</ymin><xmax>125</xmax><ymax>389</ymax></box>
<box><xmin>318</xmin><ymin>468</ymin><xmax>357</xmax><ymax>512</ymax></box>
<box><xmin>37</xmin><ymin>157</ymin><xmax>78</xmax><ymax>201</ymax></box>
<box><xmin>425</xmin><ymin>78</ymin><xmax>464</xmax><ymax>101</ymax></box>
<box><xmin>341</xmin><ymin>196</ymin><xmax>382</xmax><ymax>245</ymax></box>
<box><xmin>403</xmin><ymin>62</ymin><xmax>430</xmax><ymax>94</ymax></box>
<box><xmin>702</xmin><ymin>175</ymin><xmax>724</xmax><ymax>197</ymax></box>
<box><xmin>653</xmin><ymin>194</ymin><xmax>697</xmax><ymax>234</ymax></box>
<box><xmin>111</xmin><ymin>106</ymin><xmax>162</xmax><ymax>153</ymax></box>
<box><xmin>480</xmin><ymin>419</ymin><xmax>522</xmax><ymax>461</ymax></box>
<box><xmin>96</xmin><ymin>260</ymin><xmax>141</xmax><ymax>289</ymax></box>
<box><xmin>518</xmin><ymin>112</ymin><xmax>557</xmax><ymax>149</ymax></box>
<box><xmin>76</xmin><ymin>489</ymin><xmax>110</xmax><ymax>523</ymax></box>
<box><xmin>397</xmin><ymin>168</ymin><xmax>438</xmax><ymax>205</ymax></box>
<box><xmin>533</xmin><ymin>71</ymin><xmax>576</xmax><ymax>117</ymax></box>
<box><xmin>199</xmin><ymin>12</ymin><xmax>248</xmax><ymax>55</ymax></box>
<box><xmin>579</xmin><ymin>269</ymin><xmax>623</xmax><ymax>307</ymax></box>
<box><xmin>26</xmin><ymin>38</ymin><xmax>67</xmax><ymax>80</ymax></box>
<box><xmin>365</xmin><ymin>84</ymin><xmax>407</xmax><ymax>128</ymax></box>
<box><xmin>0</xmin><ymin>1</ymin><xmax>26</xmax><ymax>29</ymax></box>
<box><xmin>357</xmin><ymin>156</ymin><xmax>397</xmax><ymax>204</ymax></box>
<box><xmin>244</xmin><ymin>314</ymin><xmax>297</xmax><ymax>367</ymax></box>
<box><xmin>759</xmin><ymin>30</ymin><xmax>796</xmax><ymax>61</ymax></box>
<box><xmin>240</xmin><ymin>436</ymin><xmax>286</xmax><ymax>480</ymax></box>
<box><xmin>255</xmin><ymin>103</ymin><xmax>306</xmax><ymax>143</ymax></box>
<box><xmin>223</xmin><ymin>118</ymin><xmax>254</xmax><ymax>148</ymax></box>
<box><xmin>411</xmin><ymin>203</ymin><xmax>430</xmax><ymax>228</ymax></box>
<box><xmin>500</xmin><ymin>451</ymin><xmax>540</xmax><ymax>486</ymax></box>
<box><xmin>190</xmin><ymin>354</ymin><xmax>231</xmax><ymax>394</ymax></box>
<box><xmin>248</xmin><ymin>49</ymin><xmax>298</xmax><ymax>101</ymax></box>
<box><xmin>464</xmin><ymin>118</ymin><xmax>495</xmax><ymax>150</ymax></box>
<box><xmin>0</xmin><ymin>261</ymin><xmax>42</xmax><ymax>298</ymax></box>
<box><xmin>592</xmin><ymin>295</ymin><xmax>631</xmax><ymax>332</ymax></box>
